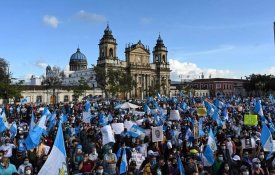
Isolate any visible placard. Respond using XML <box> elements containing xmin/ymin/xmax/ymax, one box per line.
<box><xmin>241</xmin><ymin>138</ymin><xmax>256</xmax><ymax>149</ymax></box>
<box><xmin>169</xmin><ymin>110</ymin><xmax>180</xmax><ymax>121</ymax></box>
<box><xmin>244</xmin><ymin>114</ymin><xmax>258</xmax><ymax>125</ymax></box>
<box><xmin>130</xmin><ymin>152</ymin><xmax>145</xmax><ymax>169</ymax></box>
<box><xmin>101</xmin><ymin>125</ymin><xmax>115</xmax><ymax>145</ymax></box>
<box><xmin>111</xmin><ymin>123</ymin><xmax>124</xmax><ymax>134</ymax></box>
<box><xmin>197</xmin><ymin>108</ymin><xmax>207</xmax><ymax>116</ymax></box>
<box><xmin>152</xmin><ymin>126</ymin><xmax>163</xmax><ymax>142</ymax></box>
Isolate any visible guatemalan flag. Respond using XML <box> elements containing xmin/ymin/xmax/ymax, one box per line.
<box><xmin>128</xmin><ymin>125</ymin><xmax>145</xmax><ymax>138</ymax></box>
<box><xmin>25</xmin><ymin>114</ymin><xmax>47</xmax><ymax>150</ymax></box>
<box><xmin>38</xmin><ymin>121</ymin><xmax>67</xmax><ymax>175</ymax></box>
<box><xmin>120</xmin><ymin>148</ymin><xmax>127</xmax><ymax>174</ymax></box>
<box><xmin>260</xmin><ymin>124</ymin><xmax>273</xmax><ymax>153</ymax></box>
<box><xmin>202</xmin><ymin>144</ymin><xmax>215</xmax><ymax>167</ymax></box>
<box><xmin>207</xmin><ymin>128</ymin><xmax>217</xmax><ymax>152</ymax></box>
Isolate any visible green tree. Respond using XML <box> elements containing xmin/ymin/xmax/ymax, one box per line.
<box><xmin>73</xmin><ymin>77</ymin><xmax>90</xmax><ymax>99</ymax></box>
<box><xmin>0</xmin><ymin>58</ymin><xmax>23</xmax><ymax>103</ymax></box>
<box><xmin>93</xmin><ymin>64</ymin><xmax>107</xmax><ymax>97</ymax></box>
<box><xmin>244</xmin><ymin>74</ymin><xmax>273</xmax><ymax>96</ymax></box>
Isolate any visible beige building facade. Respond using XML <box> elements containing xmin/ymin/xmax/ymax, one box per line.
<box><xmin>97</xmin><ymin>25</ymin><xmax>171</xmax><ymax>99</ymax></box>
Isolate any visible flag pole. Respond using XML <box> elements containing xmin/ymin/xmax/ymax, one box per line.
<box><xmin>274</xmin><ymin>22</ymin><xmax>275</xmax><ymax>48</ymax></box>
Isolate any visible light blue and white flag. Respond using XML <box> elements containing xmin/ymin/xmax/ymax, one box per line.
<box><xmin>202</xmin><ymin>144</ymin><xmax>215</xmax><ymax>166</ymax></box>
<box><xmin>128</xmin><ymin>125</ymin><xmax>145</xmax><ymax>138</ymax></box>
<box><xmin>30</xmin><ymin>111</ymin><xmax>35</xmax><ymax>132</ymax></box>
<box><xmin>38</xmin><ymin>121</ymin><xmax>67</xmax><ymax>175</ymax></box>
<box><xmin>207</xmin><ymin>128</ymin><xmax>217</xmax><ymax>152</ymax></box>
<box><xmin>261</xmin><ymin>124</ymin><xmax>273</xmax><ymax>152</ymax></box>
<box><xmin>10</xmin><ymin>122</ymin><xmax>17</xmax><ymax>139</ymax></box>
<box><xmin>120</xmin><ymin>148</ymin><xmax>127</xmax><ymax>174</ymax></box>
<box><xmin>21</xmin><ymin>97</ymin><xmax>28</xmax><ymax>105</ymax></box>
<box><xmin>177</xmin><ymin>156</ymin><xmax>185</xmax><ymax>175</ymax></box>
<box><xmin>0</xmin><ymin>110</ymin><xmax>9</xmax><ymax>132</ymax></box>
<box><xmin>143</xmin><ymin>104</ymin><xmax>151</xmax><ymax>114</ymax></box>
<box><xmin>85</xmin><ymin>100</ymin><xmax>91</xmax><ymax>112</ymax></box>
<box><xmin>254</xmin><ymin>99</ymin><xmax>264</xmax><ymax>117</ymax></box>
<box><xmin>199</xmin><ymin>118</ymin><xmax>205</xmax><ymax>137</ymax></box>
<box><xmin>25</xmin><ymin>114</ymin><xmax>47</xmax><ymax>150</ymax></box>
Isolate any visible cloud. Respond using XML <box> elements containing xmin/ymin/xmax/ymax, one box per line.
<box><xmin>74</xmin><ymin>10</ymin><xmax>106</xmax><ymax>23</ymax></box>
<box><xmin>169</xmin><ymin>58</ymin><xmax>235</xmax><ymax>81</ymax></box>
<box><xmin>140</xmin><ymin>17</ymin><xmax>152</xmax><ymax>24</ymax></box>
<box><xmin>181</xmin><ymin>45</ymin><xmax>235</xmax><ymax>56</ymax></box>
<box><xmin>43</xmin><ymin>15</ymin><xmax>59</xmax><ymax>28</ymax></box>
<box><xmin>267</xmin><ymin>67</ymin><xmax>275</xmax><ymax>75</ymax></box>
<box><xmin>34</xmin><ymin>59</ymin><xmax>48</xmax><ymax>69</ymax></box>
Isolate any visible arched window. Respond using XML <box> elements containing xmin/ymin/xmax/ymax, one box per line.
<box><xmin>162</xmin><ymin>55</ymin><xmax>165</xmax><ymax>63</ymax></box>
<box><xmin>155</xmin><ymin>56</ymin><xmax>159</xmax><ymax>62</ymax></box>
<box><xmin>109</xmin><ymin>48</ymin><xmax>113</xmax><ymax>57</ymax></box>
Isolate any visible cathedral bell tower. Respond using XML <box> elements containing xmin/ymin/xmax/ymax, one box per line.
<box><xmin>97</xmin><ymin>24</ymin><xmax>118</xmax><ymax>64</ymax></box>
<box><xmin>153</xmin><ymin>34</ymin><xmax>168</xmax><ymax>64</ymax></box>
<box><xmin>153</xmin><ymin>34</ymin><xmax>170</xmax><ymax>96</ymax></box>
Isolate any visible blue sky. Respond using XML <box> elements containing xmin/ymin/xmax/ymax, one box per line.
<box><xmin>0</xmin><ymin>0</ymin><xmax>275</xmax><ymax>81</ymax></box>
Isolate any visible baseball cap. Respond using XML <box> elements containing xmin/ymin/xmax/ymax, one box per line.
<box><xmin>232</xmin><ymin>155</ymin><xmax>240</xmax><ymax>161</ymax></box>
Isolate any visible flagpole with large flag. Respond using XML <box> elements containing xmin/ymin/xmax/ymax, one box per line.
<box><xmin>38</xmin><ymin>121</ymin><xmax>67</xmax><ymax>175</ymax></box>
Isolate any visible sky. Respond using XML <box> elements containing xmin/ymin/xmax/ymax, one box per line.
<box><xmin>0</xmin><ymin>0</ymin><xmax>275</xmax><ymax>82</ymax></box>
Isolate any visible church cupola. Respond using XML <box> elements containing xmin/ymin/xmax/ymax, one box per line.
<box><xmin>153</xmin><ymin>34</ymin><xmax>168</xmax><ymax>64</ymax></box>
<box><xmin>98</xmin><ymin>24</ymin><xmax>118</xmax><ymax>62</ymax></box>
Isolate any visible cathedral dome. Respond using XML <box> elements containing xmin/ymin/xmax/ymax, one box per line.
<box><xmin>70</xmin><ymin>48</ymin><xmax>87</xmax><ymax>61</ymax></box>
<box><xmin>69</xmin><ymin>48</ymin><xmax>87</xmax><ymax>71</ymax></box>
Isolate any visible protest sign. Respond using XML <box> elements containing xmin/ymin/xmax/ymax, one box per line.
<box><xmin>111</xmin><ymin>123</ymin><xmax>124</xmax><ymax>134</ymax></box>
<box><xmin>169</xmin><ymin>110</ymin><xmax>180</xmax><ymax>121</ymax></box>
<box><xmin>101</xmin><ymin>125</ymin><xmax>115</xmax><ymax>145</ymax></box>
<box><xmin>130</xmin><ymin>152</ymin><xmax>145</xmax><ymax>169</ymax></box>
<box><xmin>197</xmin><ymin>108</ymin><xmax>207</xmax><ymax>116</ymax></box>
<box><xmin>244</xmin><ymin>114</ymin><xmax>258</xmax><ymax>125</ymax></box>
<box><xmin>241</xmin><ymin>138</ymin><xmax>256</xmax><ymax>149</ymax></box>
<box><xmin>193</xmin><ymin>125</ymin><xmax>200</xmax><ymax>139</ymax></box>
<box><xmin>82</xmin><ymin>112</ymin><xmax>92</xmax><ymax>123</ymax></box>
<box><xmin>152</xmin><ymin>126</ymin><xmax>163</xmax><ymax>142</ymax></box>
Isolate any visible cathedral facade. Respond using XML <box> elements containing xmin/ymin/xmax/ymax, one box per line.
<box><xmin>97</xmin><ymin>25</ymin><xmax>171</xmax><ymax>99</ymax></box>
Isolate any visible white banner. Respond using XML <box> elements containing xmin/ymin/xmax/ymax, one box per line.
<box><xmin>124</xmin><ymin>120</ymin><xmax>135</xmax><ymax>130</ymax></box>
<box><xmin>130</xmin><ymin>152</ymin><xmax>145</xmax><ymax>169</ymax></box>
<box><xmin>101</xmin><ymin>125</ymin><xmax>115</xmax><ymax>145</ymax></box>
<box><xmin>169</xmin><ymin>110</ymin><xmax>180</xmax><ymax>121</ymax></box>
<box><xmin>152</xmin><ymin>126</ymin><xmax>163</xmax><ymax>142</ymax></box>
<box><xmin>133</xmin><ymin>111</ymin><xmax>145</xmax><ymax>116</ymax></box>
<box><xmin>82</xmin><ymin>112</ymin><xmax>92</xmax><ymax>123</ymax></box>
<box><xmin>111</xmin><ymin>123</ymin><xmax>124</xmax><ymax>134</ymax></box>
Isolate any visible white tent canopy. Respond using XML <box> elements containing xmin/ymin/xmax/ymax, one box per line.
<box><xmin>115</xmin><ymin>102</ymin><xmax>141</xmax><ymax>109</ymax></box>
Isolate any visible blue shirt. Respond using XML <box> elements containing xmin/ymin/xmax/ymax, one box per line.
<box><xmin>0</xmin><ymin>163</ymin><xmax>17</xmax><ymax>175</ymax></box>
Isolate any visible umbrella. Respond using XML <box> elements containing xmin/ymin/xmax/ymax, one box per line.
<box><xmin>115</xmin><ymin>102</ymin><xmax>141</xmax><ymax>109</ymax></box>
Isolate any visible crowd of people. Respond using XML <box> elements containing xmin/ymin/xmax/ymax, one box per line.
<box><xmin>0</xmin><ymin>94</ymin><xmax>274</xmax><ymax>175</ymax></box>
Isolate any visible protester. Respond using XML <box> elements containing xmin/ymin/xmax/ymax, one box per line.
<box><xmin>0</xmin><ymin>94</ymin><xmax>274</xmax><ymax>175</ymax></box>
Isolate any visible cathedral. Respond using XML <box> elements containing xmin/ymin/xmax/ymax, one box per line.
<box><xmin>96</xmin><ymin>24</ymin><xmax>171</xmax><ymax>99</ymax></box>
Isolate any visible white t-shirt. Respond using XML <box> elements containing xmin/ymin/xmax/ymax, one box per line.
<box><xmin>0</xmin><ymin>143</ymin><xmax>16</xmax><ymax>157</ymax></box>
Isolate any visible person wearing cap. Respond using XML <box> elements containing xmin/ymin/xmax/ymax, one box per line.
<box><xmin>103</xmin><ymin>146</ymin><xmax>117</xmax><ymax>175</ymax></box>
<box><xmin>73</xmin><ymin>144</ymin><xmax>84</xmax><ymax>173</ymax></box>
<box><xmin>252</xmin><ymin>158</ymin><xmax>265</xmax><ymax>175</ymax></box>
